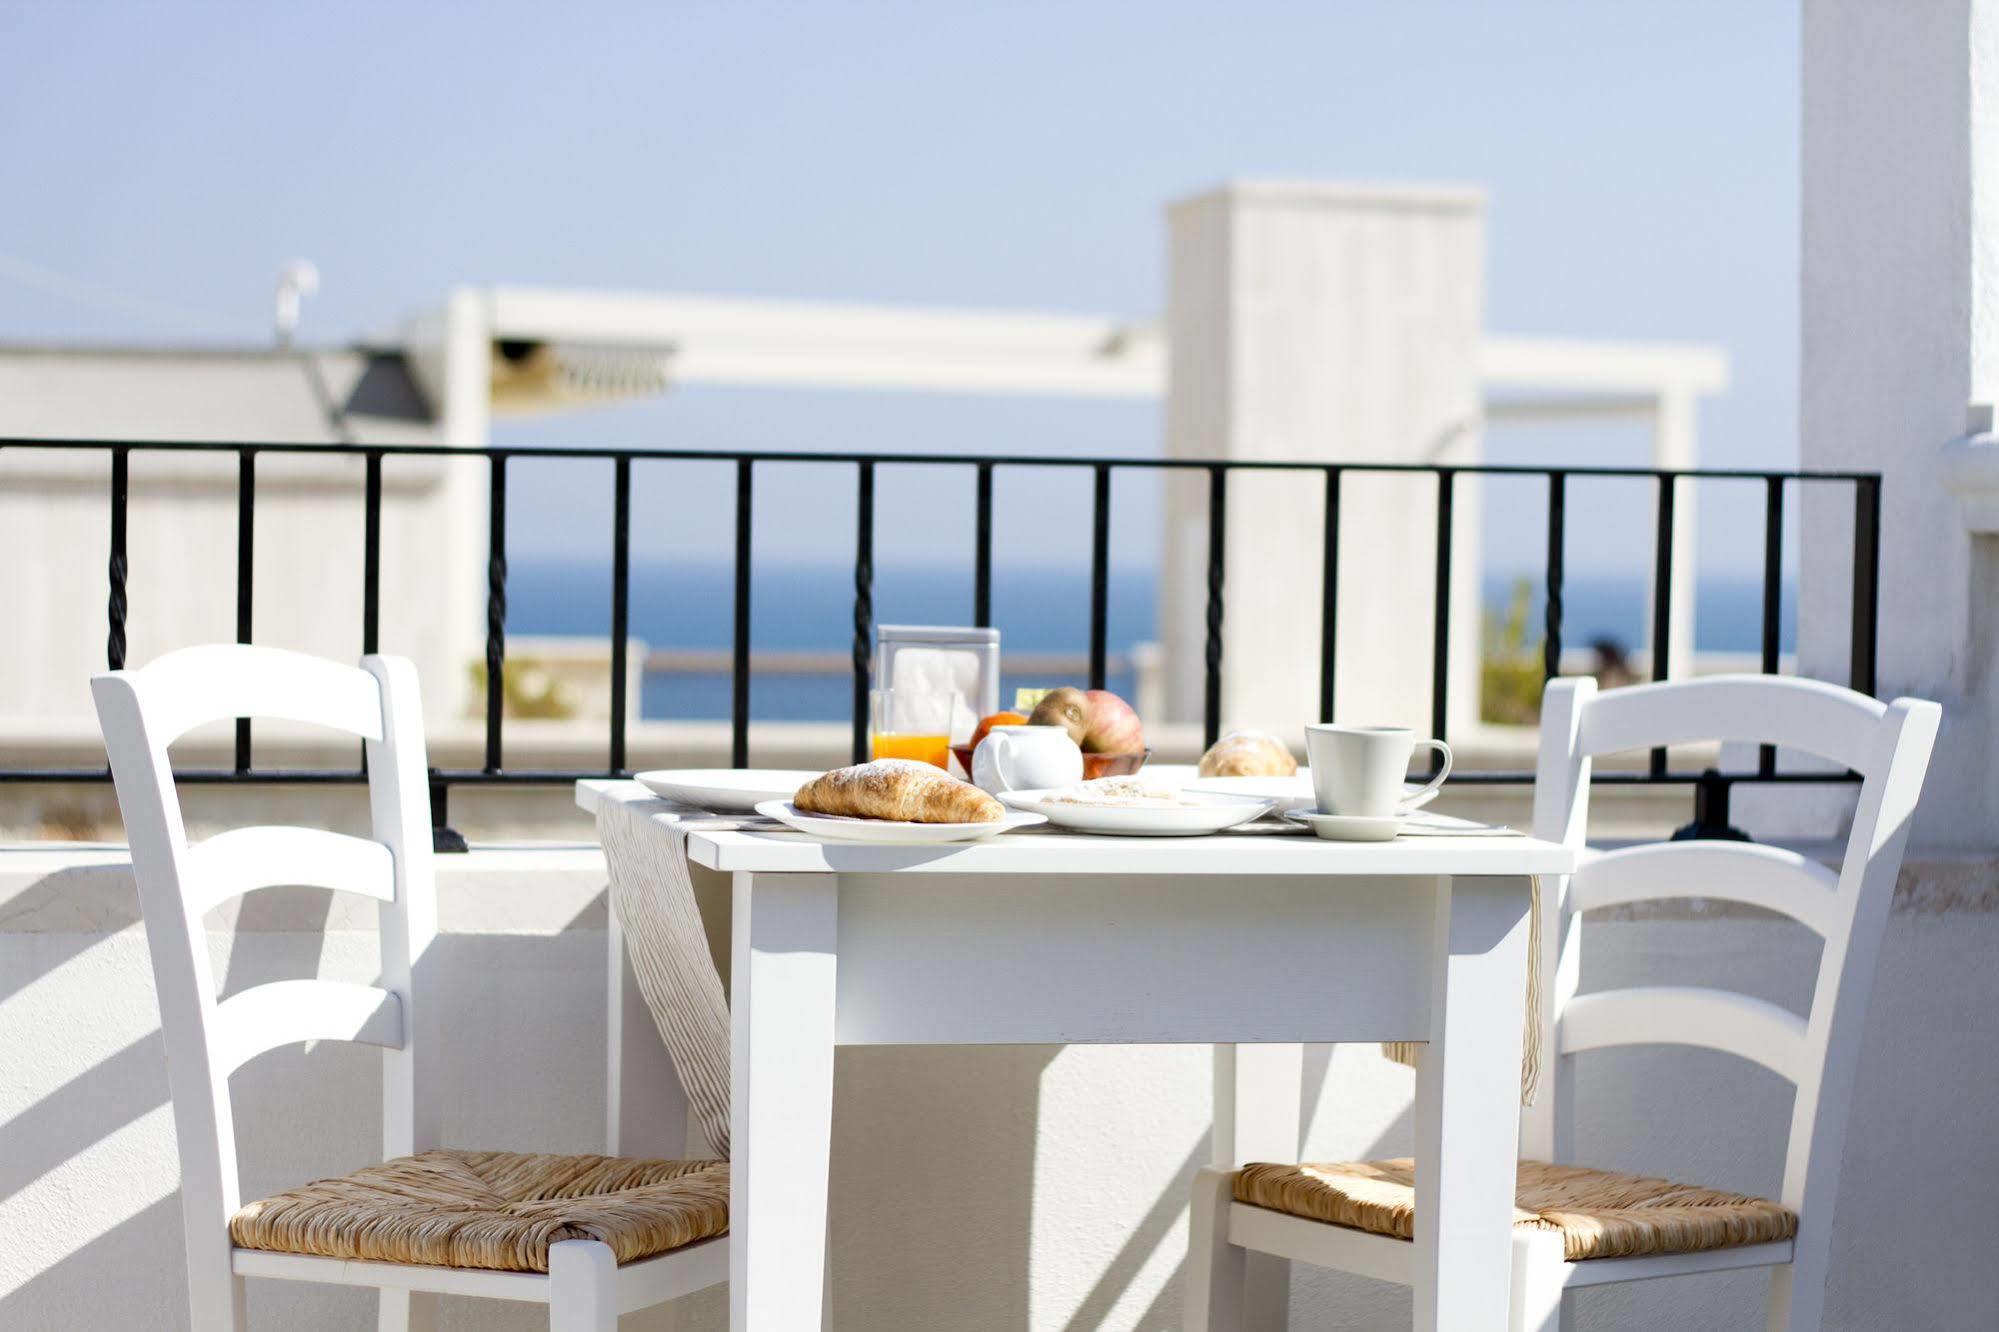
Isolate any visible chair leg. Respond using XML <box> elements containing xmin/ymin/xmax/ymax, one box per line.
<box><xmin>1509</xmin><ymin>1233</ymin><xmax>1568</xmax><ymax>1332</ymax></box>
<box><xmin>187</xmin><ymin>1223</ymin><xmax>247</xmax><ymax>1330</ymax></box>
<box><xmin>1768</xmin><ymin>1257</ymin><xmax>1824</xmax><ymax>1332</ymax></box>
<box><xmin>549</xmin><ymin>1240</ymin><xmax>619</xmax><ymax>1332</ymax></box>
<box><xmin>1185</xmin><ymin>1167</ymin><xmax>1250</xmax><ymax>1332</ymax></box>
<box><xmin>187</xmin><ymin>1262</ymin><xmax>247</xmax><ymax>1330</ymax></box>
<box><xmin>379</xmin><ymin>1289</ymin><xmax>439</xmax><ymax>1331</ymax></box>
<box><xmin>1768</xmin><ymin>1208</ymin><xmax>1832</xmax><ymax>1332</ymax></box>
<box><xmin>187</xmin><ymin>1264</ymin><xmax>245</xmax><ymax>1328</ymax></box>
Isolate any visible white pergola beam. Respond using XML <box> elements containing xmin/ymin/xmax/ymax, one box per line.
<box><xmin>483</xmin><ymin>287</ymin><xmax>1166</xmax><ymax>398</ymax></box>
<box><xmin>467</xmin><ymin>287</ymin><xmax>1727</xmax><ymax>406</ymax></box>
<box><xmin>1480</xmin><ymin>337</ymin><xmax>1729</xmax><ymax>396</ymax></box>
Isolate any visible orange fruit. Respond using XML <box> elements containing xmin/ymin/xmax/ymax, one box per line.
<box><xmin>969</xmin><ymin>711</ymin><xmax>1028</xmax><ymax>752</ymax></box>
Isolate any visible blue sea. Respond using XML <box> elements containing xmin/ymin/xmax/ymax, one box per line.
<box><xmin>508</xmin><ymin>560</ymin><xmax>1797</xmax><ymax>721</ymax></box>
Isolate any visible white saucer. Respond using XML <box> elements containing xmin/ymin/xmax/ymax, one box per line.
<box><xmin>1283</xmin><ymin>809</ymin><xmax>1404</xmax><ymax>842</ymax></box>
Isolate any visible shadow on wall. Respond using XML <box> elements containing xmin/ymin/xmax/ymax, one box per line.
<box><xmin>829</xmin><ymin>1045</ymin><xmax>1059</xmax><ymax>1330</ymax></box>
<box><xmin>0</xmin><ymin>876</ymin><xmax>614</xmax><ymax>1331</ymax></box>
<box><xmin>0</xmin><ymin>1194</ymin><xmax>186</xmax><ymax>1329</ymax></box>
<box><xmin>1059</xmin><ymin>1126</ymin><xmax>1209</xmax><ymax>1332</ymax></box>
<box><xmin>1022</xmin><ymin>1041</ymin><xmax>1417</xmax><ymax>1331</ymax></box>
<box><xmin>0</xmin><ymin>858</ymin><xmax>144</xmax><ymax>1002</ymax></box>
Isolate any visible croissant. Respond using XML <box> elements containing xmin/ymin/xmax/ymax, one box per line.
<box><xmin>1197</xmin><ymin>730</ymin><xmax>1299</xmax><ymax>778</ymax></box>
<box><xmin>795</xmin><ymin>759</ymin><xmax>1004</xmax><ymax>823</ymax></box>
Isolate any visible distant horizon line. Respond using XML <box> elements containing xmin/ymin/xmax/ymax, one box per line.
<box><xmin>507</xmin><ymin>554</ymin><xmax>1794</xmax><ymax>586</ymax></box>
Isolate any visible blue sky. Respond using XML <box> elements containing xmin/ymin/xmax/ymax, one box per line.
<box><xmin>0</xmin><ymin>1</ymin><xmax>1800</xmax><ymax>578</ymax></box>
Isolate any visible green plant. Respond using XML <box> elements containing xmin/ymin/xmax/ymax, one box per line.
<box><xmin>1480</xmin><ymin>577</ymin><xmax>1545</xmax><ymax>726</ymax></box>
<box><xmin>466</xmin><ymin>658</ymin><xmax>579</xmax><ymax>720</ymax></box>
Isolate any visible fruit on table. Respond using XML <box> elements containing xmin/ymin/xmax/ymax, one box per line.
<box><xmin>969</xmin><ymin>710</ymin><xmax>1028</xmax><ymax>752</ymax></box>
<box><xmin>1027</xmin><ymin>687</ymin><xmax>1091</xmax><ymax>746</ymax></box>
<box><xmin>1027</xmin><ymin>686</ymin><xmax>1146</xmax><ymax>754</ymax></box>
<box><xmin>1081</xmin><ymin>688</ymin><xmax>1145</xmax><ymax>754</ymax></box>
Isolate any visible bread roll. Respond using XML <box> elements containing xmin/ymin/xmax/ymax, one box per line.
<box><xmin>795</xmin><ymin>759</ymin><xmax>1003</xmax><ymax>823</ymax></box>
<box><xmin>1197</xmin><ymin>730</ymin><xmax>1298</xmax><ymax>778</ymax></box>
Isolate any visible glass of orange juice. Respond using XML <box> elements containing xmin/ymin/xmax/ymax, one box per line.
<box><xmin>869</xmin><ymin>688</ymin><xmax>952</xmax><ymax>769</ymax></box>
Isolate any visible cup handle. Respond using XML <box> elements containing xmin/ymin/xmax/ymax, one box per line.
<box><xmin>1404</xmin><ymin>739</ymin><xmax>1453</xmax><ymax>807</ymax></box>
<box><xmin>988</xmin><ymin>732</ymin><xmax>1020</xmax><ymax>792</ymax></box>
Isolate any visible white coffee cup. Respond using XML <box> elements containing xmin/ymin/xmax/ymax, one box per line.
<box><xmin>1303</xmin><ymin>724</ymin><xmax>1453</xmax><ymax>817</ymax></box>
<box><xmin>972</xmin><ymin>725</ymin><xmax>1084</xmax><ymax>795</ymax></box>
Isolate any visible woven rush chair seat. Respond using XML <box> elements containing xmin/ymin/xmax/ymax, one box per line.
<box><xmin>229</xmin><ymin>1150</ymin><xmax>730</xmax><ymax>1273</ymax></box>
<box><xmin>1234</xmin><ymin>1157</ymin><xmax>1796</xmax><ymax>1262</ymax></box>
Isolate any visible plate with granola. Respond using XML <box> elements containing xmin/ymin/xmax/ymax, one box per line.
<box><xmin>997</xmin><ymin>777</ymin><xmax>1275</xmax><ymax>837</ymax></box>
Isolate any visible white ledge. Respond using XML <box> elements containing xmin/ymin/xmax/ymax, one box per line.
<box><xmin>1941</xmin><ymin>406</ymin><xmax>1999</xmax><ymax>532</ymax></box>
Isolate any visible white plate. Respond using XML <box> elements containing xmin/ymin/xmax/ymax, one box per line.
<box><xmin>998</xmin><ymin>788</ymin><xmax>1276</xmax><ymax>837</ymax></box>
<box><xmin>1283</xmin><ymin>809</ymin><xmax>1404</xmax><ymax>842</ymax></box>
<box><xmin>635</xmin><ymin>769</ymin><xmax>822</xmax><ymax>812</ymax></box>
<box><xmin>1184</xmin><ymin>772</ymin><xmax>1442</xmax><ymax>815</ymax></box>
<box><xmin>754</xmin><ymin>800</ymin><xmax>1045</xmax><ymax>844</ymax></box>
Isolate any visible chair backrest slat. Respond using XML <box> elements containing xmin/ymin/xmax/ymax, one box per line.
<box><xmin>92</xmin><ymin>646</ymin><xmax>437</xmax><ymax>1326</ymax></box>
<box><xmin>1525</xmin><ymin>672</ymin><xmax>1940</xmax><ymax>1257</ymax></box>
<box><xmin>209</xmin><ymin>980</ymin><xmax>405</xmax><ymax>1077</ymax></box>
<box><xmin>1575</xmin><ymin>673</ymin><xmax>1886</xmax><ymax>772</ymax></box>
<box><xmin>1559</xmin><ymin>985</ymin><xmax>1810</xmax><ymax>1084</ymax></box>
<box><xmin>1569</xmin><ymin>842</ymin><xmax>1840</xmax><ymax>936</ymax></box>
<box><xmin>128</xmin><ymin>643</ymin><xmax>385</xmax><ymax>745</ymax></box>
<box><xmin>183</xmin><ymin>827</ymin><xmax>395</xmax><ymax>919</ymax></box>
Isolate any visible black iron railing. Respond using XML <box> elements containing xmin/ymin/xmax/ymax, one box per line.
<box><xmin>0</xmin><ymin>438</ymin><xmax>1883</xmax><ymax>845</ymax></box>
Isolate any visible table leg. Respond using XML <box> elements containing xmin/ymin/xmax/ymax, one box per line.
<box><xmin>1412</xmin><ymin>875</ymin><xmax>1531</xmax><ymax>1332</ymax></box>
<box><xmin>730</xmin><ymin>871</ymin><xmax>838</xmax><ymax>1331</ymax></box>
<box><xmin>1212</xmin><ymin>1044</ymin><xmax>1304</xmax><ymax>1327</ymax></box>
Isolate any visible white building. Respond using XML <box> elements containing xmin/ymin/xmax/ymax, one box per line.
<box><xmin>0</xmin><ymin>346</ymin><xmax>477</xmax><ymax>730</ymax></box>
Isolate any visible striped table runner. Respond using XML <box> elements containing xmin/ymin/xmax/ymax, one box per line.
<box><xmin>596</xmin><ymin>797</ymin><xmax>754</xmax><ymax>1157</ymax></box>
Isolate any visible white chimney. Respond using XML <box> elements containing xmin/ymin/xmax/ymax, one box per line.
<box><xmin>274</xmin><ymin>260</ymin><xmax>319</xmax><ymax>347</ymax></box>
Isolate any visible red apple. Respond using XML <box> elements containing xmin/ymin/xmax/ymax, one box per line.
<box><xmin>1081</xmin><ymin>689</ymin><xmax>1145</xmax><ymax>754</ymax></box>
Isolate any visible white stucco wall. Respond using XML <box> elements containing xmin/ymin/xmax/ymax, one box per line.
<box><xmin>1798</xmin><ymin>0</ymin><xmax>1999</xmax><ymax>850</ymax></box>
<box><xmin>1161</xmin><ymin>182</ymin><xmax>1485</xmax><ymax>737</ymax></box>
<box><xmin>0</xmin><ymin>349</ymin><xmax>486</xmax><ymax>730</ymax></box>
<box><xmin>3</xmin><ymin>846</ymin><xmax>1996</xmax><ymax>1330</ymax></box>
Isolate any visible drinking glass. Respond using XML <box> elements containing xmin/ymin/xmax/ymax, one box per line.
<box><xmin>869</xmin><ymin>689</ymin><xmax>953</xmax><ymax>769</ymax></box>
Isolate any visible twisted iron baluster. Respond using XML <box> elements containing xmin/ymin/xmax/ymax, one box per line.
<box><xmin>486</xmin><ymin>551</ymin><xmax>507</xmax><ymax>697</ymax></box>
<box><xmin>1203</xmin><ymin>467</ymin><xmax>1227</xmax><ymax>749</ymax></box>
<box><xmin>106</xmin><ymin>551</ymin><xmax>126</xmax><ymax>670</ymax></box>
<box><xmin>1544</xmin><ymin>472</ymin><xmax>1565</xmax><ymax>683</ymax></box>
<box><xmin>483</xmin><ymin>454</ymin><xmax>508</xmax><ymax>774</ymax></box>
<box><xmin>851</xmin><ymin>461</ymin><xmax>875</xmax><ymax>764</ymax></box>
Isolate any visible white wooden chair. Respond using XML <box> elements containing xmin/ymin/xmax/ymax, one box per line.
<box><xmin>93</xmin><ymin>645</ymin><xmax>730</xmax><ymax>1331</ymax></box>
<box><xmin>1185</xmin><ymin>674</ymin><xmax>1940</xmax><ymax>1331</ymax></box>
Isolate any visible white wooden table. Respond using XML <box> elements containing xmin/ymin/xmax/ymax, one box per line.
<box><xmin>578</xmin><ymin>779</ymin><xmax>1574</xmax><ymax>1330</ymax></box>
